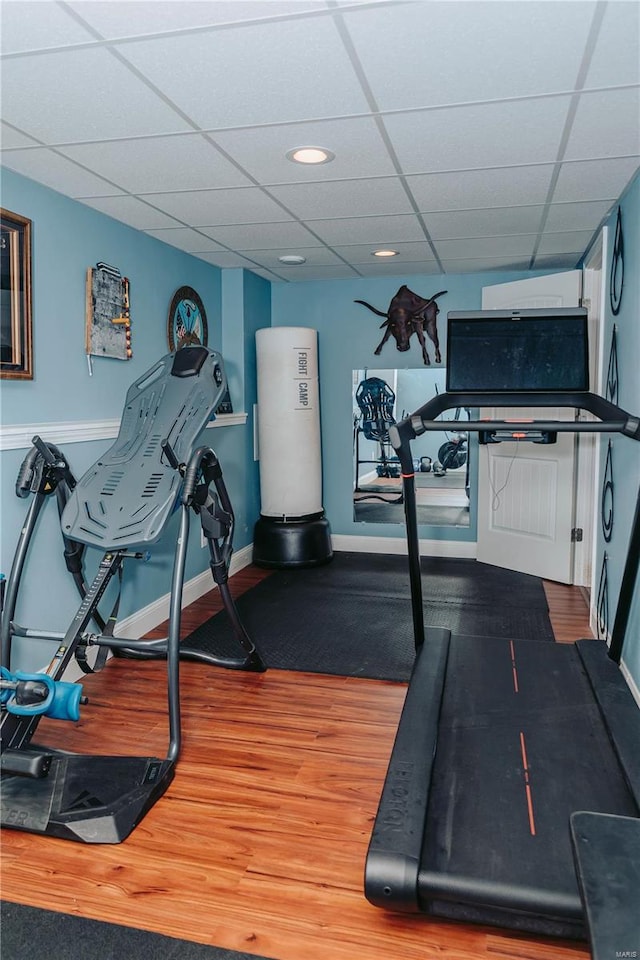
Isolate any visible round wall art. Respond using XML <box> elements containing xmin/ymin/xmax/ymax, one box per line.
<box><xmin>167</xmin><ymin>286</ymin><xmax>208</xmax><ymax>351</ymax></box>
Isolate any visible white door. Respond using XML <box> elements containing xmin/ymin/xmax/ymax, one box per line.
<box><xmin>478</xmin><ymin>272</ymin><xmax>582</xmax><ymax>583</ymax></box>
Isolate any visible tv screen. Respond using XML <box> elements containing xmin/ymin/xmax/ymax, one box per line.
<box><xmin>446</xmin><ymin>308</ymin><xmax>589</xmax><ymax>393</ymax></box>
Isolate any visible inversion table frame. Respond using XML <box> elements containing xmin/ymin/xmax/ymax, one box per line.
<box><xmin>365</xmin><ymin>390</ymin><xmax>640</xmax><ymax>942</ymax></box>
<box><xmin>0</xmin><ymin>346</ymin><xmax>265</xmax><ymax>843</ymax></box>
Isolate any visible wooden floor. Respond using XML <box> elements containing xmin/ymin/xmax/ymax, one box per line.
<box><xmin>1</xmin><ymin>563</ymin><xmax>593</xmax><ymax>960</ymax></box>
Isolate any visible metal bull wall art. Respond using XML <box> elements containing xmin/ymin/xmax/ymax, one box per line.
<box><xmin>355</xmin><ymin>285</ymin><xmax>447</xmax><ymax>365</ymax></box>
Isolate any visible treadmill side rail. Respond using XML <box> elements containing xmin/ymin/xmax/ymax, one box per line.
<box><xmin>365</xmin><ymin>628</ymin><xmax>450</xmax><ymax>911</ymax></box>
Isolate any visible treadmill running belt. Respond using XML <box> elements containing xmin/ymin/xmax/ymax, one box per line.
<box><xmin>419</xmin><ymin>636</ymin><xmax>639</xmax><ymax>937</ymax></box>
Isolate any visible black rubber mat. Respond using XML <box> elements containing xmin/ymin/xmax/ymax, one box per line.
<box><xmin>1</xmin><ymin>902</ymin><xmax>275</xmax><ymax>960</ymax></box>
<box><xmin>185</xmin><ymin>553</ymin><xmax>555</xmax><ymax>681</ymax></box>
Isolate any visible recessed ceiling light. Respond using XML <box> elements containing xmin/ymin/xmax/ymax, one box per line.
<box><xmin>372</xmin><ymin>249</ymin><xmax>399</xmax><ymax>257</ymax></box>
<box><xmin>286</xmin><ymin>147</ymin><xmax>335</xmax><ymax>165</ymax></box>
<box><xmin>278</xmin><ymin>254</ymin><xmax>307</xmax><ymax>265</ymax></box>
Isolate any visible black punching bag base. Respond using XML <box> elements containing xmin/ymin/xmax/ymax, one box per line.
<box><xmin>253</xmin><ymin>513</ymin><xmax>333</xmax><ymax>568</ymax></box>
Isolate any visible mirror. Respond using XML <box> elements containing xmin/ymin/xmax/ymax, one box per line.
<box><xmin>353</xmin><ymin>368</ymin><xmax>470</xmax><ymax>526</ymax></box>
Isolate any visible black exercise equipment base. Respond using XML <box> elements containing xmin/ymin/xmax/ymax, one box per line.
<box><xmin>0</xmin><ymin>751</ymin><xmax>174</xmax><ymax>843</ymax></box>
<box><xmin>365</xmin><ymin>629</ymin><xmax>640</xmax><ymax>939</ymax></box>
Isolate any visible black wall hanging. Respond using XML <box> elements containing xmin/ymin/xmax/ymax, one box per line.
<box><xmin>609</xmin><ymin>206</ymin><xmax>624</xmax><ymax>316</ymax></box>
<box><xmin>601</xmin><ymin>440</ymin><xmax>615</xmax><ymax>543</ymax></box>
<box><xmin>596</xmin><ymin>551</ymin><xmax>609</xmax><ymax>641</ymax></box>
<box><xmin>606</xmin><ymin>325</ymin><xmax>619</xmax><ymax>404</ymax></box>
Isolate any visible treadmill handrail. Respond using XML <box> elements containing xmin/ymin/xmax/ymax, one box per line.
<box><xmin>389</xmin><ymin>390</ymin><xmax>640</xmax><ymax>662</ymax></box>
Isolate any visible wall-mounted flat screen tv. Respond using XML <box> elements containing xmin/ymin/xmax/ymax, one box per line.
<box><xmin>446</xmin><ymin>308</ymin><xmax>589</xmax><ymax>393</ymax></box>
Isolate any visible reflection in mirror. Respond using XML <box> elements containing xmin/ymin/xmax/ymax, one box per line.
<box><xmin>352</xmin><ymin>368</ymin><xmax>470</xmax><ymax>526</ymax></box>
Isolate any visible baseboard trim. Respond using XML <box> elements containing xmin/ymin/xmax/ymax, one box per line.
<box><xmin>331</xmin><ymin>533</ymin><xmax>477</xmax><ymax>559</ymax></box>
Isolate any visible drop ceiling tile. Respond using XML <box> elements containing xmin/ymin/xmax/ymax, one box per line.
<box><xmin>565</xmin><ymin>88</ymin><xmax>640</xmax><ymax>161</ymax></box>
<box><xmin>118</xmin><ymin>17</ymin><xmax>368</xmax><ymax>129</ymax></box>
<box><xmin>59</xmin><ymin>135</ymin><xmax>251</xmax><ymax>193</ymax></box>
<box><xmin>544</xmin><ymin>200</ymin><xmax>613</xmax><ymax>232</ymax></box>
<box><xmin>344</xmin><ymin>2</ymin><xmax>592</xmax><ymax>110</ymax></box>
<box><xmin>585</xmin><ymin>1</ymin><xmax>640</xmax><ymax>88</ymax></box>
<box><xmin>1</xmin><ymin>124</ymin><xmax>42</xmax><ymax>149</ymax></box>
<box><xmin>0</xmin><ymin>2</ymin><xmax>96</xmax><ymax>54</ymax></box>
<box><xmin>407</xmin><ymin>165</ymin><xmax>555</xmax><ymax>212</ymax></box>
<box><xmin>537</xmin><ymin>231</ymin><xmax>596</xmax><ymax>256</ymax></box>
<box><xmin>213</xmin><ymin>116</ymin><xmax>396</xmax><ymax>183</ymax></box>
<box><xmin>439</xmin><ymin>258</ymin><xmax>532</xmax><ymax>274</ymax></box>
<box><xmin>80</xmin><ymin>195</ymin><xmax>182</xmax><ymax>230</ymax></box>
<box><xmin>353</xmin><ymin>261</ymin><xmax>441</xmax><ymax>277</ymax></box>
<box><xmin>331</xmin><ymin>241</ymin><xmax>436</xmax><ymax>263</ymax></box>
<box><xmin>200</xmin><ymin>221</ymin><xmax>323</xmax><ymax>250</ymax></box>
<box><xmin>238</xmin><ymin>247</ymin><xmax>345</xmax><ymax>269</ymax></box>
<box><xmin>533</xmin><ymin>253</ymin><xmax>582</xmax><ymax>271</ymax></box>
<box><xmin>270</xmin><ymin>263</ymin><xmax>360</xmax><ymax>281</ymax></box>
<box><xmin>68</xmin><ymin>1</ymin><xmax>327</xmax><ymax>38</ymax></box>
<box><xmin>190</xmin><ymin>250</ymin><xmax>263</xmax><ymax>269</ymax></box>
<box><xmin>1</xmin><ymin>48</ymin><xmax>192</xmax><ymax>143</ymax></box>
<box><xmin>424</xmin><ymin>206</ymin><xmax>545</xmax><ymax>240</ymax></box>
<box><xmin>144</xmin><ymin>228</ymin><xmax>228</xmax><ymax>254</ymax></box>
<box><xmin>383</xmin><ymin>98</ymin><xmax>572</xmax><ymax>174</ymax></box>
<box><xmin>433</xmin><ymin>235</ymin><xmax>536</xmax><ymax>260</ymax></box>
<box><xmin>554</xmin><ymin>158</ymin><xmax>640</xmax><ymax>203</ymax></box>
<box><xmin>1</xmin><ymin>148</ymin><xmax>124</xmax><ymax>197</ymax></box>
<box><xmin>143</xmin><ymin>187</ymin><xmax>292</xmax><ymax>225</ymax></box>
<box><xmin>268</xmin><ymin>178</ymin><xmax>414</xmax><ymax>220</ymax></box>
<box><xmin>305</xmin><ymin>215</ymin><xmax>425</xmax><ymax>245</ymax></box>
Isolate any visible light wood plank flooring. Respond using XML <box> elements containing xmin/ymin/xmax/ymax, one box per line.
<box><xmin>1</xmin><ymin>564</ymin><xmax>593</xmax><ymax>960</ymax></box>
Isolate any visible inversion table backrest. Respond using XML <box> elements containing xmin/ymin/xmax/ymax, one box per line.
<box><xmin>61</xmin><ymin>346</ymin><xmax>226</xmax><ymax>549</ymax></box>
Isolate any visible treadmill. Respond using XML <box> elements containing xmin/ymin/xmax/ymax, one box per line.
<box><xmin>364</xmin><ymin>309</ymin><xmax>640</xmax><ymax>941</ymax></box>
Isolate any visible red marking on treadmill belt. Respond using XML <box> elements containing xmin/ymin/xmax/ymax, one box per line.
<box><xmin>509</xmin><ymin>640</ymin><xmax>519</xmax><ymax>693</ymax></box>
<box><xmin>519</xmin><ymin>732</ymin><xmax>536</xmax><ymax>836</ymax></box>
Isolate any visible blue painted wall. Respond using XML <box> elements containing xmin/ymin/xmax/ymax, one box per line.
<box><xmin>271</xmin><ymin>271</ymin><xmax>547</xmax><ymax>543</ymax></box>
<box><xmin>0</xmin><ymin>169</ymin><xmax>269</xmax><ymax>672</ymax></box>
<box><xmin>595</xmin><ymin>170</ymin><xmax>640</xmax><ymax>687</ymax></box>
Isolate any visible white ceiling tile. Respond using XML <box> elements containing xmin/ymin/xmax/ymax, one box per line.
<box><xmin>118</xmin><ymin>17</ymin><xmax>368</xmax><ymax>129</ymax></box>
<box><xmin>1</xmin><ymin>148</ymin><xmax>124</xmax><ymax>197</ymax></box>
<box><xmin>143</xmin><ymin>187</ymin><xmax>292</xmax><ymax>225</ymax></box>
<box><xmin>439</xmin><ymin>258</ymin><xmax>533</xmax><ymax>274</ymax></box>
<box><xmin>200</xmin><ymin>220</ymin><xmax>322</xmax><ymax>249</ymax></box>
<box><xmin>544</xmin><ymin>200</ymin><xmax>613</xmax><ymax>232</ymax></box>
<box><xmin>68</xmin><ymin>2</ymin><xmax>328</xmax><ymax>39</ymax></box>
<box><xmin>533</xmin><ymin>254</ymin><xmax>582</xmax><ymax>271</ymax></box>
<box><xmin>1</xmin><ymin>124</ymin><xmax>42</xmax><ymax>149</ymax></box>
<box><xmin>59</xmin><ymin>135</ymin><xmax>251</xmax><ymax>193</ymax></box>
<box><xmin>213</xmin><ymin>116</ymin><xmax>396</xmax><ymax>183</ymax></box>
<box><xmin>271</xmin><ymin>263</ymin><xmax>360</xmax><ymax>281</ymax></box>
<box><xmin>238</xmin><ymin>247</ymin><xmax>345</xmax><ymax>269</ymax></box>
<box><xmin>554</xmin><ymin>158</ymin><xmax>640</xmax><ymax>203</ymax></box>
<box><xmin>407</xmin><ymin>165</ymin><xmax>555</xmax><ymax>212</ymax></box>
<box><xmin>353</xmin><ymin>261</ymin><xmax>441</xmax><ymax>277</ymax></box>
<box><xmin>537</xmin><ymin>231</ymin><xmax>595</xmax><ymax>255</ymax></box>
<box><xmin>191</xmin><ymin>250</ymin><xmax>263</xmax><ymax>269</ymax></box>
<box><xmin>80</xmin><ymin>195</ymin><xmax>182</xmax><ymax>230</ymax></box>
<box><xmin>0</xmin><ymin>1</ymin><xmax>96</xmax><ymax>54</ymax></box>
<box><xmin>268</xmin><ymin>178</ymin><xmax>414</xmax><ymax>219</ymax></box>
<box><xmin>585</xmin><ymin>1</ymin><xmax>640</xmax><ymax>88</ymax></box>
<box><xmin>425</xmin><ymin>207</ymin><xmax>545</xmax><ymax>240</ymax></box>
<box><xmin>433</xmin><ymin>236</ymin><xmax>536</xmax><ymax>260</ymax></box>
<box><xmin>1</xmin><ymin>48</ymin><xmax>192</xmax><ymax>143</ymax></box>
<box><xmin>383</xmin><ymin>98</ymin><xmax>573</xmax><ymax>174</ymax></box>
<box><xmin>344</xmin><ymin>2</ymin><xmax>594</xmax><ymax>110</ymax></box>
<box><xmin>144</xmin><ymin>228</ymin><xmax>228</xmax><ymax>254</ymax></box>
<box><xmin>564</xmin><ymin>88</ymin><xmax>640</xmax><ymax>161</ymax></box>
<box><xmin>306</xmin><ymin>215</ymin><xmax>425</xmax><ymax>245</ymax></box>
<box><xmin>331</xmin><ymin>241</ymin><xmax>436</xmax><ymax>263</ymax></box>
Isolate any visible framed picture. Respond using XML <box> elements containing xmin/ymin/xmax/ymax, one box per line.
<box><xmin>1</xmin><ymin>208</ymin><xmax>33</xmax><ymax>380</ymax></box>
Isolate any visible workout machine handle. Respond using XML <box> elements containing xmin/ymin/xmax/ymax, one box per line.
<box><xmin>16</xmin><ymin>437</ymin><xmax>76</xmax><ymax>498</ymax></box>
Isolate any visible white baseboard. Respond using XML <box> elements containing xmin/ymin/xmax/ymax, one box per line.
<box><xmin>331</xmin><ymin>533</ymin><xmax>477</xmax><ymax>559</ymax></box>
<box><xmin>621</xmin><ymin>660</ymin><xmax>640</xmax><ymax>709</ymax></box>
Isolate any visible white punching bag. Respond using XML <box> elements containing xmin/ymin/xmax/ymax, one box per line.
<box><xmin>253</xmin><ymin>327</ymin><xmax>332</xmax><ymax>567</ymax></box>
